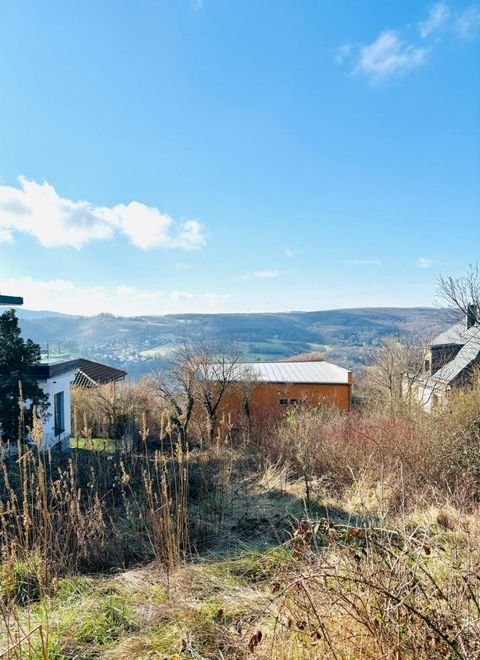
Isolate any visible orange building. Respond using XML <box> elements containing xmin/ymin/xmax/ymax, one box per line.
<box><xmin>208</xmin><ymin>360</ymin><xmax>352</xmax><ymax>421</ymax></box>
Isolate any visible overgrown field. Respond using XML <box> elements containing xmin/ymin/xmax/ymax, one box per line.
<box><xmin>1</xmin><ymin>377</ymin><xmax>480</xmax><ymax>658</ymax></box>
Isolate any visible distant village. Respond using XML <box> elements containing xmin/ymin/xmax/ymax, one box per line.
<box><xmin>1</xmin><ymin>288</ymin><xmax>479</xmax><ymax>455</ymax></box>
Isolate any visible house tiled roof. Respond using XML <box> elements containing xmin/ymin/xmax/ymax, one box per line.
<box><xmin>73</xmin><ymin>359</ymin><xmax>127</xmax><ymax>387</ymax></box>
<box><xmin>432</xmin><ymin>326</ymin><xmax>480</xmax><ymax>384</ymax></box>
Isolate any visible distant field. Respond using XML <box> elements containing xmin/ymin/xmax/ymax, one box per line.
<box><xmin>237</xmin><ymin>340</ymin><xmax>327</xmax><ymax>361</ymax></box>
<box><xmin>138</xmin><ymin>339</ymin><xmax>327</xmax><ymax>361</ymax></box>
<box><xmin>139</xmin><ymin>344</ymin><xmax>176</xmax><ymax>358</ymax></box>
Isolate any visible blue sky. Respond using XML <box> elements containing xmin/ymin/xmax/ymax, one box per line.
<box><xmin>0</xmin><ymin>0</ymin><xmax>479</xmax><ymax>315</ymax></box>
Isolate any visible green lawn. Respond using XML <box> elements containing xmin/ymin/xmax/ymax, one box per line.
<box><xmin>71</xmin><ymin>436</ymin><xmax>120</xmax><ymax>452</ymax></box>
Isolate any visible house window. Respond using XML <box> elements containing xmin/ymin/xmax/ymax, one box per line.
<box><xmin>54</xmin><ymin>391</ymin><xmax>65</xmax><ymax>436</ymax></box>
<box><xmin>279</xmin><ymin>398</ymin><xmax>305</xmax><ymax>407</ymax></box>
<box><xmin>424</xmin><ymin>359</ymin><xmax>430</xmax><ymax>373</ymax></box>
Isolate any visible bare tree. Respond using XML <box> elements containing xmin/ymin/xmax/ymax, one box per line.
<box><xmin>150</xmin><ymin>340</ymin><xmax>245</xmax><ymax>446</ymax></box>
<box><xmin>192</xmin><ymin>341</ymin><xmax>243</xmax><ymax>443</ymax></box>
<box><xmin>234</xmin><ymin>364</ymin><xmax>258</xmax><ymax>437</ymax></box>
<box><xmin>437</xmin><ymin>262</ymin><xmax>480</xmax><ymax>324</ymax></box>
<box><xmin>149</xmin><ymin>341</ymin><xmax>197</xmax><ymax>451</ymax></box>
<box><xmin>361</xmin><ymin>334</ymin><xmax>425</xmax><ymax>413</ymax></box>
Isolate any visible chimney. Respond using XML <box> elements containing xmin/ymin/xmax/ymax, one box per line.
<box><xmin>466</xmin><ymin>304</ymin><xmax>478</xmax><ymax>329</ymax></box>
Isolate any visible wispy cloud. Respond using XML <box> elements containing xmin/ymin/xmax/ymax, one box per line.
<box><xmin>283</xmin><ymin>247</ymin><xmax>295</xmax><ymax>258</ymax></box>
<box><xmin>0</xmin><ymin>177</ymin><xmax>207</xmax><ymax>251</ymax></box>
<box><xmin>0</xmin><ymin>275</ymin><xmax>230</xmax><ymax>316</ymax></box>
<box><xmin>419</xmin><ymin>2</ymin><xmax>450</xmax><ymax>38</ymax></box>
<box><xmin>0</xmin><ymin>229</ymin><xmax>13</xmax><ymax>243</ymax></box>
<box><xmin>191</xmin><ymin>0</ymin><xmax>203</xmax><ymax>11</ymax></box>
<box><xmin>335</xmin><ymin>44</ymin><xmax>353</xmax><ymax>64</ymax></box>
<box><xmin>337</xmin><ymin>3</ymin><xmax>479</xmax><ymax>84</ymax></box>
<box><xmin>343</xmin><ymin>259</ymin><xmax>382</xmax><ymax>266</ymax></box>
<box><xmin>253</xmin><ymin>270</ymin><xmax>279</xmax><ymax>279</ymax></box>
<box><xmin>417</xmin><ymin>257</ymin><xmax>435</xmax><ymax>268</ymax></box>
<box><xmin>237</xmin><ymin>270</ymin><xmax>280</xmax><ymax>281</ymax></box>
<box><xmin>351</xmin><ymin>31</ymin><xmax>427</xmax><ymax>83</ymax></box>
<box><xmin>455</xmin><ymin>5</ymin><xmax>480</xmax><ymax>39</ymax></box>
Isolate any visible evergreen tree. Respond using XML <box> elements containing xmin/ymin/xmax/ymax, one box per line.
<box><xmin>0</xmin><ymin>309</ymin><xmax>49</xmax><ymax>440</ymax></box>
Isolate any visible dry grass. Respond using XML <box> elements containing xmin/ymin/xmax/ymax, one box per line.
<box><xmin>2</xmin><ymin>494</ymin><xmax>479</xmax><ymax>658</ymax></box>
<box><xmin>0</xmin><ymin>434</ymin><xmax>190</xmax><ymax>600</ymax></box>
<box><xmin>261</xmin><ymin>516</ymin><xmax>480</xmax><ymax>659</ymax></box>
<box><xmin>1</xmin><ymin>377</ymin><xmax>480</xmax><ymax>657</ymax></box>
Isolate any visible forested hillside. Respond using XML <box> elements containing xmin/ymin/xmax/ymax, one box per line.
<box><xmin>18</xmin><ymin>307</ymin><xmax>450</xmax><ymax>377</ymax></box>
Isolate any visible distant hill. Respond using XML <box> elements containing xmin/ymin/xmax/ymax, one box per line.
<box><xmin>17</xmin><ymin>307</ymin><xmax>451</xmax><ymax>378</ymax></box>
<box><xmin>15</xmin><ymin>309</ymin><xmax>80</xmax><ymax>320</ymax></box>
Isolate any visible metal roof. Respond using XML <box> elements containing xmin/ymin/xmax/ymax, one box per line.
<box><xmin>206</xmin><ymin>360</ymin><xmax>351</xmax><ymax>385</ymax></box>
<box><xmin>431</xmin><ymin>321</ymin><xmax>467</xmax><ymax>346</ymax></box>
<box><xmin>432</xmin><ymin>326</ymin><xmax>480</xmax><ymax>384</ymax></box>
<box><xmin>431</xmin><ymin>320</ymin><xmax>480</xmax><ymax>347</ymax></box>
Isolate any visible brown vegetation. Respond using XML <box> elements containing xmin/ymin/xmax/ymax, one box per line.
<box><xmin>1</xmin><ymin>343</ymin><xmax>480</xmax><ymax>658</ymax></box>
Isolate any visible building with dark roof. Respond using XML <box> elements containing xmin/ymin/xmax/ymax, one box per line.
<box><xmin>29</xmin><ymin>350</ymin><xmax>127</xmax><ymax>451</ymax></box>
<box><xmin>0</xmin><ymin>295</ymin><xmax>23</xmax><ymax>306</ymax></box>
<box><xmin>411</xmin><ymin>305</ymin><xmax>480</xmax><ymax>409</ymax></box>
<box><xmin>74</xmin><ymin>359</ymin><xmax>127</xmax><ymax>388</ymax></box>
<box><xmin>1</xmin><ymin>295</ymin><xmax>126</xmax><ymax>453</ymax></box>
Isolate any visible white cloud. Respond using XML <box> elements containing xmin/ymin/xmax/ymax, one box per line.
<box><xmin>417</xmin><ymin>257</ymin><xmax>434</xmax><ymax>268</ymax></box>
<box><xmin>191</xmin><ymin>0</ymin><xmax>203</xmax><ymax>10</ymax></box>
<box><xmin>335</xmin><ymin>43</ymin><xmax>353</xmax><ymax>64</ymax></box>
<box><xmin>0</xmin><ymin>276</ymin><xmax>231</xmax><ymax>316</ymax></box>
<box><xmin>254</xmin><ymin>270</ymin><xmax>279</xmax><ymax>279</ymax></box>
<box><xmin>337</xmin><ymin>4</ymin><xmax>479</xmax><ymax>84</ymax></box>
<box><xmin>0</xmin><ymin>177</ymin><xmax>206</xmax><ymax>251</ymax></box>
<box><xmin>237</xmin><ymin>270</ymin><xmax>280</xmax><ymax>281</ymax></box>
<box><xmin>455</xmin><ymin>5</ymin><xmax>480</xmax><ymax>39</ymax></box>
<box><xmin>352</xmin><ymin>31</ymin><xmax>427</xmax><ymax>83</ymax></box>
<box><xmin>419</xmin><ymin>2</ymin><xmax>450</xmax><ymax>38</ymax></box>
<box><xmin>0</xmin><ymin>229</ymin><xmax>13</xmax><ymax>243</ymax></box>
<box><xmin>284</xmin><ymin>247</ymin><xmax>294</xmax><ymax>258</ymax></box>
<box><xmin>343</xmin><ymin>259</ymin><xmax>382</xmax><ymax>266</ymax></box>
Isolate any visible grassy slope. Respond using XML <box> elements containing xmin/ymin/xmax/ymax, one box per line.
<box><xmin>2</xmin><ymin>468</ymin><xmax>478</xmax><ymax>659</ymax></box>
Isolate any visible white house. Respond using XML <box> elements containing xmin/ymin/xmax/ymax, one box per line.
<box><xmin>1</xmin><ymin>294</ymin><xmax>125</xmax><ymax>453</ymax></box>
<box><xmin>31</xmin><ymin>358</ymin><xmax>79</xmax><ymax>450</ymax></box>
<box><xmin>31</xmin><ymin>354</ymin><xmax>127</xmax><ymax>451</ymax></box>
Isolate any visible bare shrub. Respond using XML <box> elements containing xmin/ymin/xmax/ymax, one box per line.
<box><xmin>263</xmin><ymin>519</ymin><xmax>480</xmax><ymax>659</ymax></box>
<box><xmin>257</xmin><ymin>374</ymin><xmax>480</xmax><ymax>515</ymax></box>
<box><xmin>72</xmin><ymin>378</ymin><xmax>155</xmax><ymax>442</ymax></box>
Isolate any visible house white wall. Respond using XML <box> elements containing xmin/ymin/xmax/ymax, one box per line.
<box><xmin>408</xmin><ymin>378</ymin><xmax>447</xmax><ymax>411</ymax></box>
<box><xmin>417</xmin><ymin>382</ymin><xmax>434</xmax><ymax>411</ymax></box>
<box><xmin>37</xmin><ymin>370</ymin><xmax>76</xmax><ymax>451</ymax></box>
